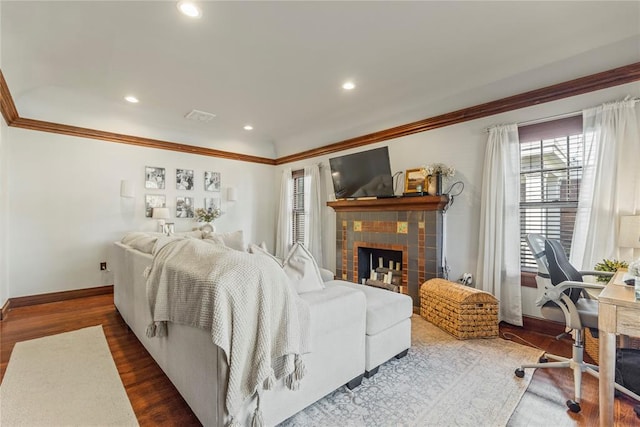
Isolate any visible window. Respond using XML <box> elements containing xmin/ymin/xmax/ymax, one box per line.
<box><xmin>519</xmin><ymin>115</ymin><xmax>583</xmax><ymax>271</ymax></box>
<box><xmin>292</xmin><ymin>169</ymin><xmax>305</xmax><ymax>245</ymax></box>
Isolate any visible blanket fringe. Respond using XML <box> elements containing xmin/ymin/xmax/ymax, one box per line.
<box><xmin>146</xmin><ymin>322</ymin><xmax>157</xmax><ymax>338</ymax></box>
<box><xmin>251</xmin><ymin>407</ymin><xmax>264</xmax><ymax>427</ymax></box>
<box><xmin>285</xmin><ymin>354</ymin><xmax>306</xmax><ymax>391</ymax></box>
<box><xmin>156</xmin><ymin>321</ymin><xmax>167</xmax><ymax>337</ymax></box>
<box><xmin>294</xmin><ymin>354</ymin><xmax>306</xmax><ymax>381</ymax></box>
<box><xmin>146</xmin><ymin>321</ymin><xmax>167</xmax><ymax>338</ymax></box>
<box><xmin>263</xmin><ymin>369</ymin><xmax>276</xmax><ymax>390</ymax></box>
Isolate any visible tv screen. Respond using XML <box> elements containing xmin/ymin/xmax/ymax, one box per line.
<box><xmin>329</xmin><ymin>147</ymin><xmax>394</xmax><ymax>199</ymax></box>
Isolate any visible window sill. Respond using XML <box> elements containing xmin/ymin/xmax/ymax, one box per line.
<box><xmin>521</xmin><ymin>271</ymin><xmax>537</xmax><ymax>288</ymax></box>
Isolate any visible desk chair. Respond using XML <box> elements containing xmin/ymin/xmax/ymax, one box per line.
<box><xmin>515</xmin><ymin>235</ymin><xmax>640</xmax><ymax>413</ymax></box>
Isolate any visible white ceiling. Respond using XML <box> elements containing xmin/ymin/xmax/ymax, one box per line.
<box><xmin>2</xmin><ymin>1</ymin><xmax>639</xmax><ymax>160</ymax></box>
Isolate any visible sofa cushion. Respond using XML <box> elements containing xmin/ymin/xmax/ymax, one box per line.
<box><xmin>299</xmin><ymin>284</ymin><xmax>366</xmax><ymax>338</ymax></box>
<box><xmin>327</xmin><ymin>281</ymin><xmax>413</xmax><ymax>336</ymax></box>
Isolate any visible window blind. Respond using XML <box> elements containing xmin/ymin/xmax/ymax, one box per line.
<box><xmin>292</xmin><ymin>169</ymin><xmax>305</xmax><ymax>245</ymax></box>
<box><xmin>518</xmin><ymin>116</ymin><xmax>583</xmax><ymax>271</ymax></box>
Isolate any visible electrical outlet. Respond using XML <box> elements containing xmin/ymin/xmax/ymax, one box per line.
<box><xmin>100</xmin><ymin>262</ymin><xmax>107</xmax><ymax>271</ymax></box>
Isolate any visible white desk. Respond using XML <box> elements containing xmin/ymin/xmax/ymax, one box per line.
<box><xmin>598</xmin><ymin>270</ymin><xmax>640</xmax><ymax>426</ymax></box>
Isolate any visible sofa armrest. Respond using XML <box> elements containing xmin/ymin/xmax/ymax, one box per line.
<box><xmin>319</xmin><ymin>267</ymin><xmax>335</xmax><ymax>282</ymax></box>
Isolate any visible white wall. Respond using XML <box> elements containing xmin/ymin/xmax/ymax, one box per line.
<box><xmin>6</xmin><ymin>128</ymin><xmax>276</xmax><ymax>298</ymax></box>
<box><xmin>276</xmin><ymin>81</ymin><xmax>640</xmax><ymax>318</ymax></box>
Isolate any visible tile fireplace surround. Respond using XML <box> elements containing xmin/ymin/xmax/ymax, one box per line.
<box><xmin>327</xmin><ymin>196</ymin><xmax>448</xmax><ymax>307</ymax></box>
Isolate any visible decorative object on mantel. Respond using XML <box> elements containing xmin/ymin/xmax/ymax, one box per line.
<box><xmin>194</xmin><ymin>206</ymin><xmax>221</xmax><ymax>233</ymax></box>
<box><xmin>403</xmin><ymin>168</ymin><xmax>426</xmax><ymax>195</ymax></box>
<box><xmin>420</xmin><ymin>163</ymin><xmax>455</xmax><ymax>196</ymax></box>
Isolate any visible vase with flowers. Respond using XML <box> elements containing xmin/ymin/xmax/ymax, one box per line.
<box><xmin>194</xmin><ymin>207</ymin><xmax>221</xmax><ymax>233</ymax></box>
<box><xmin>420</xmin><ymin>163</ymin><xmax>455</xmax><ymax>195</ymax></box>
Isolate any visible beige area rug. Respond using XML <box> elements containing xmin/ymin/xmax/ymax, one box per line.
<box><xmin>0</xmin><ymin>325</ymin><xmax>138</xmax><ymax>426</ymax></box>
<box><xmin>280</xmin><ymin>315</ymin><xmax>543</xmax><ymax>426</ymax></box>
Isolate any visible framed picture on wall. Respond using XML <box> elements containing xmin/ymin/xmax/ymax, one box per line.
<box><xmin>176</xmin><ymin>169</ymin><xmax>194</xmax><ymax>190</ymax></box>
<box><xmin>145</xmin><ymin>194</ymin><xmax>166</xmax><ymax>218</ymax></box>
<box><xmin>145</xmin><ymin>166</ymin><xmax>166</xmax><ymax>189</ymax></box>
<box><xmin>176</xmin><ymin>197</ymin><xmax>194</xmax><ymax>218</ymax></box>
<box><xmin>404</xmin><ymin>168</ymin><xmax>426</xmax><ymax>194</ymax></box>
<box><xmin>204</xmin><ymin>197</ymin><xmax>221</xmax><ymax>212</ymax></box>
<box><xmin>204</xmin><ymin>171</ymin><xmax>221</xmax><ymax>192</ymax></box>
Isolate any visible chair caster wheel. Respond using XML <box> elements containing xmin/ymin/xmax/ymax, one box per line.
<box><xmin>539</xmin><ymin>356</ymin><xmax>548</xmax><ymax>363</ymax></box>
<box><xmin>514</xmin><ymin>368</ymin><xmax>525</xmax><ymax>378</ymax></box>
<box><xmin>566</xmin><ymin>400</ymin><xmax>581</xmax><ymax>413</ymax></box>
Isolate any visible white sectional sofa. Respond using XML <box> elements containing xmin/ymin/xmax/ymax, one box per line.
<box><xmin>112</xmin><ymin>234</ymin><xmax>412</xmax><ymax>426</ymax></box>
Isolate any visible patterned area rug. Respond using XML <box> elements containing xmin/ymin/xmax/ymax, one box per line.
<box><xmin>0</xmin><ymin>325</ymin><xmax>138</xmax><ymax>426</ymax></box>
<box><xmin>280</xmin><ymin>315</ymin><xmax>542</xmax><ymax>426</ymax></box>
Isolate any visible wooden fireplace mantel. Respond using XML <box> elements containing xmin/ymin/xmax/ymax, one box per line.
<box><xmin>327</xmin><ymin>195</ymin><xmax>448</xmax><ymax>212</ymax></box>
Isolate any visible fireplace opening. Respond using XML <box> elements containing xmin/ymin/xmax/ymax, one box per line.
<box><xmin>357</xmin><ymin>247</ymin><xmax>403</xmax><ymax>292</ymax></box>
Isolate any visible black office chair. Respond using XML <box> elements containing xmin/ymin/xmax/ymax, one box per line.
<box><xmin>515</xmin><ymin>236</ymin><xmax>640</xmax><ymax>413</ymax></box>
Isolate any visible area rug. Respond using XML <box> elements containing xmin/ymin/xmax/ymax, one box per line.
<box><xmin>0</xmin><ymin>325</ymin><xmax>138</xmax><ymax>426</ymax></box>
<box><xmin>280</xmin><ymin>315</ymin><xmax>543</xmax><ymax>426</ymax></box>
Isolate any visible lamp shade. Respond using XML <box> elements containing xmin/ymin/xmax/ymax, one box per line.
<box><xmin>619</xmin><ymin>215</ymin><xmax>640</xmax><ymax>248</ymax></box>
<box><xmin>152</xmin><ymin>207</ymin><xmax>171</xmax><ymax>220</ymax></box>
<box><xmin>227</xmin><ymin>187</ymin><xmax>238</xmax><ymax>202</ymax></box>
<box><xmin>120</xmin><ymin>180</ymin><xmax>135</xmax><ymax>198</ymax></box>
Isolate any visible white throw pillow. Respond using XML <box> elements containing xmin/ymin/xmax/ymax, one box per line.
<box><xmin>121</xmin><ymin>232</ymin><xmax>161</xmax><ymax>254</ymax></box>
<box><xmin>173</xmin><ymin>230</ymin><xmax>205</xmax><ymax>239</ymax></box>
<box><xmin>249</xmin><ymin>243</ymin><xmax>283</xmax><ymax>265</ymax></box>
<box><xmin>203</xmin><ymin>234</ymin><xmax>226</xmax><ymax>247</ymax></box>
<box><xmin>282</xmin><ymin>243</ymin><xmax>325</xmax><ymax>294</ymax></box>
<box><xmin>204</xmin><ymin>230</ymin><xmax>245</xmax><ymax>251</ymax></box>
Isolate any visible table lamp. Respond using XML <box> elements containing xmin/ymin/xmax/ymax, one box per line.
<box><xmin>152</xmin><ymin>207</ymin><xmax>171</xmax><ymax>233</ymax></box>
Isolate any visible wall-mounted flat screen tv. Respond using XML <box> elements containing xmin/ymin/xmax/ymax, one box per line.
<box><xmin>329</xmin><ymin>147</ymin><xmax>394</xmax><ymax>199</ymax></box>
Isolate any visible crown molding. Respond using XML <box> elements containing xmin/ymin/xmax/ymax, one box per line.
<box><xmin>9</xmin><ymin>117</ymin><xmax>277</xmax><ymax>165</ymax></box>
<box><xmin>0</xmin><ymin>69</ymin><xmax>19</xmax><ymax>125</ymax></box>
<box><xmin>275</xmin><ymin>61</ymin><xmax>640</xmax><ymax>164</ymax></box>
<box><xmin>2</xmin><ymin>63</ymin><xmax>640</xmax><ymax>166</ymax></box>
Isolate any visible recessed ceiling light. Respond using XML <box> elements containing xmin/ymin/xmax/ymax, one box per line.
<box><xmin>177</xmin><ymin>1</ymin><xmax>202</xmax><ymax>18</ymax></box>
<box><xmin>243</xmin><ymin>125</ymin><xmax>254</xmax><ymax>131</ymax></box>
<box><xmin>342</xmin><ymin>81</ymin><xmax>356</xmax><ymax>90</ymax></box>
<box><xmin>124</xmin><ymin>96</ymin><xmax>139</xmax><ymax>103</ymax></box>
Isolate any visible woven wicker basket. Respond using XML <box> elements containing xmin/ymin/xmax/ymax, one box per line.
<box><xmin>419</xmin><ymin>278</ymin><xmax>499</xmax><ymax>340</ymax></box>
<box><xmin>585</xmin><ymin>329</ymin><xmax>640</xmax><ymax>365</ymax></box>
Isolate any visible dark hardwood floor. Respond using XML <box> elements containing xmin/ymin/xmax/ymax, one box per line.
<box><xmin>1</xmin><ymin>294</ymin><xmax>639</xmax><ymax>426</ymax></box>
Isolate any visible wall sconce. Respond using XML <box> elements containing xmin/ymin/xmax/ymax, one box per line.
<box><xmin>120</xmin><ymin>180</ymin><xmax>135</xmax><ymax>198</ymax></box>
<box><xmin>619</xmin><ymin>215</ymin><xmax>640</xmax><ymax>250</ymax></box>
<box><xmin>152</xmin><ymin>207</ymin><xmax>171</xmax><ymax>233</ymax></box>
<box><xmin>227</xmin><ymin>187</ymin><xmax>238</xmax><ymax>202</ymax></box>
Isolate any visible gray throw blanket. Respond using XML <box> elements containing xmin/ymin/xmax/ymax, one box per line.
<box><xmin>144</xmin><ymin>238</ymin><xmax>310</xmax><ymax>426</ymax></box>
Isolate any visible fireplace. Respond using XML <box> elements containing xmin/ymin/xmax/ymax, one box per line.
<box><xmin>357</xmin><ymin>245</ymin><xmax>405</xmax><ymax>292</ymax></box>
<box><xmin>328</xmin><ymin>196</ymin><xmax>447</xmax><ymax>307</ymax></box>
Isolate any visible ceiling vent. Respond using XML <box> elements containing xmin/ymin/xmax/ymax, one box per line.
<box><xmin>185</xmin><ymin>109</ymin><xmax>216</xmax><ymax>122</ymax></box>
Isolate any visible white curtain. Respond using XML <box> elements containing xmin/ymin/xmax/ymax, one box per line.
<box><xmin>570</xmin><ymin>98</ymin><xmax>640</xmax><ymax>269</ymax></box>
<box><xmin>476</xmin><ymin>124</ymin><xmax>523</xmax><ymax>326</ymax></box>
<box><xmin>304</xmin><ymin>164</ymin><xmax>324</xmax><ymax>267</ymax></box>
<box><xmin>275</xmin><ymin>168</ymin><xmax>293</xmax><ymax>259</ymax></box>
